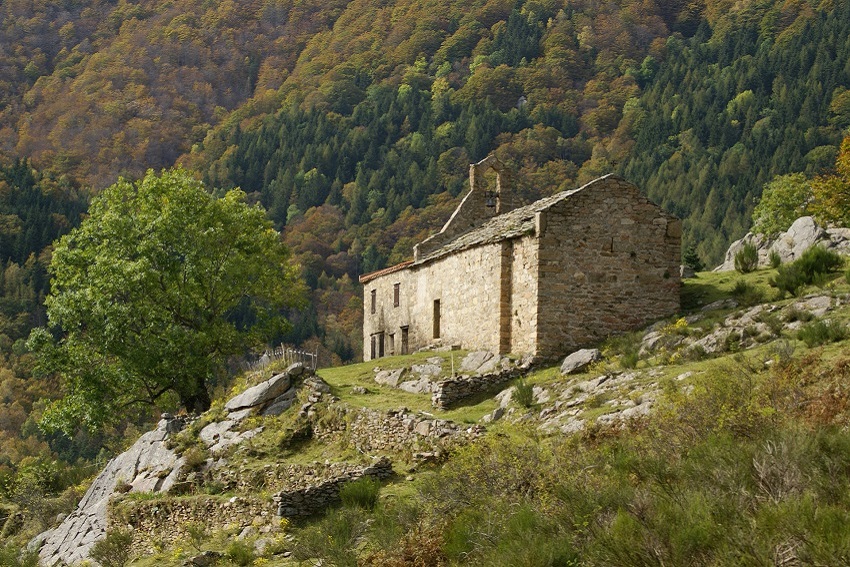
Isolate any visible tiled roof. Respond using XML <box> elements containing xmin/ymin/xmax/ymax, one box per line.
<box><xmin>358</xmin><ymin>260</ymin><xmax>414</xmax><ymax>284</ymax></box>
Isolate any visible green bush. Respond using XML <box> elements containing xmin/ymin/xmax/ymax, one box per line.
<box><xmin>797</xmin><ymin>319</ymin><xmax>848</xmax><ymax>347</ymax></box>
<box><xmin>770</xmin><ymin>263</ymin><xmax>807</xmax><ymax>297</ymax></box>
<box><xmin>795</xmin><ymin>246</ymin><xmax>844</xmax><ymax>278</ymax></box>
<box><xmin>225</xmin><ymin>539</ymin><xmax>255</xmax><ymax>566</ymax></box>
<box><xmin>340</xmin><ymin>476</ymin><xmax>381</xmax><ymax>510</ymax></box>
<box><xmin>731</xmin><ymin>279</ymin><xmax>765</xmax><ymax>306</ymax></box>
<box><xmin>292</xmin><ymin>507</ymin><xmax>365</xmax><ymax>567</ymax></box>
<box><xmin>513</xmin><ymin>379</ymin><xmax>534</xmax><ymax>408</ymax></box>
<box><xmin>0</xmin><ymin>545</ymin><xmax>38</xmax><ymax>567</ymax></box>
<box><xmin>769</xmin><ymin>250</ymin><xmax>782</xmax><ymax>268</ymax></box>
<box><xmin>89</xmin><ymin>529</ymin><xmax>133</xmax><ymax>567</ymax></box>
<box><xmin>734</xmin><ymin>242</ymin><xmax>759</xmax><ymax>273</ymax></box>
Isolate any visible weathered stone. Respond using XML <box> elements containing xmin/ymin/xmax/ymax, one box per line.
<box><xmin>460</xmin><ymin>350</ymin><xmax>496</xmax><ymax>373</ymax></box>
<box><xmin>559</xmin><ymin>349</ymin><xmax>601</xmax><ymax>375</ymax></box>
<box><xmin>362</xmin><ymin>173</ymin><xmax>680</xmax><ymax>361</ymax></box>
<box><xmin>225</xmin><ymin>372</ymin><xmax>292</xmax><ymax>411</ymax></box>
<box><xmin>185</xmin><ymin>551</ymin><xmax>222</xmax><ymax>566</ymax></box>
<box><xmin>35</xmin><ymin>418</ymin><xmax>184</xmax><ymax>566</ymax></box>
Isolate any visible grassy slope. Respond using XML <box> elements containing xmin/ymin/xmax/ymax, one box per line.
<box><xmin>110</xmin><ymin>265</ymin><xmax>850</xmax><ymax>565</ymax></box>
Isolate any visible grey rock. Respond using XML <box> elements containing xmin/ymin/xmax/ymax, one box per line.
<box><xmin>399</xmin><ymin>377</ymin><xmax>434</xmax><ymax>394</ymax></box>
<box><xmin>36</xmin><ymin>419</ymin><xmax>182</xmax><ymax>566</ymax></box>
<box><xmin>375</xmin><ymin>368</ymin><xmax>407</xmax><ymax>387</ymax></box>
<box><xmin>350</xmin><ymin>386</ymin><xmax>368</xmax><ymax>395</ymax></box>
<box><xmin>304</xmin><ymin>376</ymin><xmax>331</xmax><ymax>393</ymax></box>
<box><xmin>225</xmin><ymin>372</ymin><xmax>292</xmax><ymax>411</ymax></box>
<box><xmin>481</xmin><ymin>407</ymin><xmax>505</xmax><ymax>423</ymax></box>
<box><xmin>460</xmin><ymin>350</ymin><xmax>496</xmax><ymax>373</ymax></box>
<box><xmin>560</xmin><ymin>349</ymin><xmax>602</xmax><ymax>375</ymax></box>
<box><xmin>185</xmin><ymin>551</ymin><xmax>222</xmax><ymax>566</ymax></box>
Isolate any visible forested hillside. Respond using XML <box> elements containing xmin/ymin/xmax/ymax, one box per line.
<box><xmin>0</xmin><ymin>0</ymin><xmax>847</xmax><ymax>364</ymax></box>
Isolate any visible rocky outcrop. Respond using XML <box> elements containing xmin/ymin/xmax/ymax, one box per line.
<box><xmin>716</xmin><ymin>216</ymin><xmax>850</xmax><ymax>271</ymax></box>
<box><xmin>36</xmin><ymin>415</ymin><xmax>190</xmax><ymax>566</ymax></box>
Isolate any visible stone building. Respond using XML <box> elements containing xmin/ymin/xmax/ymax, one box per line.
<box><xmin>359</xmin><ymin>157</ymin><xmax>681</xmax><ymax>362</ymax></box>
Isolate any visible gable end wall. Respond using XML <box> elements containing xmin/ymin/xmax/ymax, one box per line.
<box><xmin>534</xmin><ymin>177</ymin><xmax>681</xmax><ymax>358</ymax></box>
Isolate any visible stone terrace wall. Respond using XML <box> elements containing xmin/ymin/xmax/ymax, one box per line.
<box><xmin>109</xmin><ymin>495</ymin><xmax>271</xmax><ymax>556</ymax></box>
<box><xmin>431</xmin><ymin>368</ymin><xmax>520</xmax><ymax>409</ymax></box>
<box><xmin>213</xmin><ymin>460</ymin><xmax>388</xmax><ymax>495</ymax></box>
<box><xmin>273</xmin><ymin>457</ymin><xmax>393</xmax><ymax>518</ymax></box>
<box><xmin>315</xmin><ymin>407</ymin><xmax>484</xmax><ymax>456</ymax></box>
<box><xmin>535</xmin><ymin>177</ymin><xmax>681</xmax><ymax>357</ymax></box>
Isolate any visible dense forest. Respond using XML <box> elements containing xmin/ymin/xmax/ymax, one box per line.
<box><xmin>0</xmin><ymin>0</ymin><xmax>849</xmax><ymax>546</ymax></box>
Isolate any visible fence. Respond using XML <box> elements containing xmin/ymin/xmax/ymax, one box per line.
<box><xmin>240</xmin><ymin>344</ymin><xmax>318</xmax><ymax>373</ymax></box>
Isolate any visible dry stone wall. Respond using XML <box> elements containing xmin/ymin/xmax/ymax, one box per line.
<box><xmin>431</xmin><ymin>368</ymin><xmax>521</xmax><ymax>409</ymax></box>
<box><xmin>273</xmin><ymin>457</ymin><xmax>393</xmax><ymax>518</ymax></box>
<box><xmin>109</xmin><ymin>495</ymin><xmax>272</xmax><ymax>556</ymax></box>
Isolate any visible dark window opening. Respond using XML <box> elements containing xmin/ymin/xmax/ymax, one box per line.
<box><xmin>377</xmin><ymin>332</ymin><xmax>385</xmax><ymax>357</ymax></box>
<box><xmin>370</xmin><ymin>335</ymin><xmax>376</xmax><ymax>359</ymax></box>
<box><xmin>393</xmin><ymin>283</ymin><xmax>400</xmax><ymax>307</ymax></box>
<box><xmin>401</xmin><ymin>326</ymin><xmax>409</xmax><ymax>354</ymax></box>
<box><xmin>370</xmin><ymin>289</ymin><xmax>376</xmax><ymax>314</ymax></box>
<box><xmin>388</xmin><ymin>333</ymin><xmax>395</xmax><ymax>355</ymax></box>
<box><xmin>433</xmin><ymin>299</ymin><xmax>441</xmax><ymax>339</ymax></box>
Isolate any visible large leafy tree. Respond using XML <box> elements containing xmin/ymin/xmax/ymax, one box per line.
<box><xmin>28</xmin><ymin>169</ymin><xmax>303</xmax><ymax>434</ymax></box>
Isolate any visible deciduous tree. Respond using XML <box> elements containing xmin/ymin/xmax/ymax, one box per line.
<box><xmin>28</xmin><ymin>169</ymin><xmax>302</xmax><ymax>434</ymax></box>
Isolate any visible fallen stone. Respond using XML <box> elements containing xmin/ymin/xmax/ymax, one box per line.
<box><xmin>185</xmin><ymin>551</ymin><xmax>222</xmax><ymax>566</ymax></box>
<box><xmin>375</xmin><ymin>368</ymin><xmax>407</xmax><ymax>387</ymax></box>
<box><xmin>225</xmin><ymin>372</ymin><xmax>292</xmax><ymax>411</ymax></box>
<box><xmin>560</xmin><ymin>349</ymin><xmax>601</xmax><ymax>375</ymax></box>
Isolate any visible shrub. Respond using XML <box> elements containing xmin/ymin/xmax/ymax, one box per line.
<box><xmin>769</xmin><ymin>250</ymin><xmax>782</xmax><ymax>269</ymax></box>
<box><xmin>292</xmin><ymin>507</ymin><xmax>365</xmax><ymax>567</ymax></box>
<box><xmin>89</xmin><ymin>529</ymin><xmax>133</xmax><ymax>567</ymax></box>
<box><xmin>340</xmin><ymin>476</ymin><xmax>381</xmax><ymax>510</ymax></box>
<box><xmin>731</xmin><ymin>279</ymin><xmax>765</xmax><ymax>306</ymax></box>
<box><xmin>734</xmin><ymin>242</ymin><xmax>759</xmax><ymax>273</ymax></box>
<box><xmin>770</xmin><ymin>263</ymin><xmax>806</xmax><ymax>297</ymax></box>
<box><xmin>513</xmin><ymin>380</ymin><xmax>534</xmax><ymax>408</ymax></box>
<box><xmin>0</xmin><ymin>545</ymin><xmax>38</xmax><ymax>567</ymax></box>
<box><xmin>225</xmin><ymin>539</ymin><xmax>255</xmax><ymax>566</ymax></box>
<box><xmin>620</xmin><ymin>350</ymin><xmax>640</xmax><ymax>369</ymax></box>
<box><xmin>797</xmin><ymin>320</ymin><xmax>848</xmax><ymax>347</ymax></box>
<box><xmin>783</xmin><ymin>306</ymin><xmax>814</xmax><ymax>323</ymax></box>
<box><xmin>795</xmin><ymin>246</ymin><xmax>843</xmax><ymax>278</ymax></box>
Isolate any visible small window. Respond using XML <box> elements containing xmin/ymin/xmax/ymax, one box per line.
<box><xmin>433</xmin><ymin>299</ymin><xmax>441</xmax><ymax>339</ymax></box>
<box><xmin>393</xmin><ymin>283</ymin><xmax>400</xmax><ymax>307</ymax></box>
<box><xmin>401</xmin><ymin>326</ymin><xmax>409</xmax><ymax>355</ymax></box>
<box><xmin>370</xmin><ymin>289</ymin><xmax>376</xmax><ymax>314</ymax></box>
<box><xmin>377</xmin><ymin>332</ymin><xmax>385</xmax><ymax>358</ymax></box>
<box><xmin>388</xmin><ymin>333</ymin><xmax>395</xmax><ymax>355</ymax></box>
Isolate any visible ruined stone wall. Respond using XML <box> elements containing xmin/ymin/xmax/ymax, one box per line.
<box><xmin>534</xmin><ymin>177</ymin><xmax>681</xmax><ymax>358</ymax></box>
<box><xmin>274</xmin><ymin>458</ymin><xmax>394</xmax><ymax>518</ymax></box>
<box><xmin>109</xmin><ymin>495</ymin><xmax>272</xmax><ymax>556</ymax></box>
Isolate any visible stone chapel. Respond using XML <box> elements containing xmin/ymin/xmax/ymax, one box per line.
<box><xmin>359</xmin><ymin>156</ymin><xmax>682</xmax><ymax>362</ymax></box>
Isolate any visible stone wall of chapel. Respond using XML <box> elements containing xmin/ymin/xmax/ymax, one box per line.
<box><xmin>362</xmin><ymin>268</ymin><xmax>413</xmax><ymax>361</ymax></box>
<box><xmin>508</xmin><ymin>235</ymin><xmax>539</xmax><ymax>354</ymax></box>
<box><xmin>409</xmin><ymin>242</ymin><xmax>503</xmax><ymax>353</ymax></box>
<box><xmin>534</xmin><ymin>178</ymin><xmax>681</xmax><ymax>359</ymax></box>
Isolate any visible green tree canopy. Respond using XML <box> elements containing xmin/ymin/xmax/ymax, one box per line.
<box><xmin>28</xmin><ymin>169</ymin><xmax>303</xmax><ymax>434</ymax></box>
<box><xmin>751</xmin><ymin>172</ymin><xmax>811</xmax><ymax>236</ymax></box>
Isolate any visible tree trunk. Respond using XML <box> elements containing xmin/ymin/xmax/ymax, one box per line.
<box><xmin>179</xmin><ymin>376</ymin><xmax>211</xmax><ymax>414</ymax></box>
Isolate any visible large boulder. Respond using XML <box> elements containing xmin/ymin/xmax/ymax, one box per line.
<box><xmin>225</xmin><ymin>371</ymin><xmax>292</xmax><ymax>411</ymax></box>
<box><xmin>716</xmin><ymin>216</ymin><xmax>850</xmax><ymax>271</ymax></box>
<box><xmin>559</xmin><ymin>349</ymin><xmax>602</xmax><ymax>375</ymax></box>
